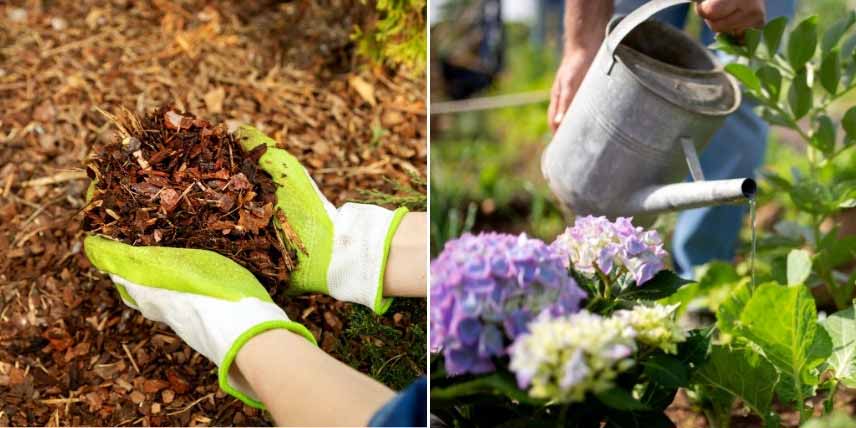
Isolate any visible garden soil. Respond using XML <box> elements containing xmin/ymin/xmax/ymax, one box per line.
<box><xmin>0</xmin><ymin>1</ymin><xmax>426</xmax><ymax>426</ymax></box>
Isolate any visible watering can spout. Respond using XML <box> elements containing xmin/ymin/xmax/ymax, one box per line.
<box><xmin>624</xmin><ymin>178</ymin><xmax>756</xmax><ymax>216</ymax></box>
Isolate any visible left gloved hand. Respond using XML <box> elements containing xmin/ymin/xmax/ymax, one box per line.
<box><xmin>84</xmin><ymin>232</ymin><xmax>316</xmax><ymax>409</ymax></box>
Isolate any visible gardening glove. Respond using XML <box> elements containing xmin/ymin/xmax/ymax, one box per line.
<box><xmin>83</xmin><ymin>234</ymin><xmax>316</xmax><ymax>409</ymax></box>
<box><xmin>235</xmin><ymin>126</ymin><xmax>409</xmax><ymax>315</ymax></box>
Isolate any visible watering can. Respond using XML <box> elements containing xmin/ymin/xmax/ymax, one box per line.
<box><xmin>541</xmin><ymin>0</ymin><xmax>756</xmax><ymax>225</ymax></box>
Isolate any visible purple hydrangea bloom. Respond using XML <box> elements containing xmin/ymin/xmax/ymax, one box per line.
<box><xmin>431</xmin><ymin>232</ymin><xmax>586</xmax><ymax>376</ymax></box>
<box><xmin>553</xmin><ymin>216</ymin><xmax>669</xmax><ymax>286</ymax></box>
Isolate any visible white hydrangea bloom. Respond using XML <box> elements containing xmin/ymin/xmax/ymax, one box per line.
<box><xmin>613</xmin><ymin>304</ymin><xmax>686</xmax><ymax>354</ymax></box>
<box><xmin>508</xmin><ymin>311</ymin><xmax>637</xmax><ymax>403</ymax></box>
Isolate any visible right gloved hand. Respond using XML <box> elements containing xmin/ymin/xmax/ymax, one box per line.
<box><xmin>236</xmin><ymin>126</ymin><xmax>409</xmax><ymax>315</ymax></box>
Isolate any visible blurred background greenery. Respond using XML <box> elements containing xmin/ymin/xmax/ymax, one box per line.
<box><xmin>430</xmin><ymin>0</ymin><xmax>856</xmax><ymax>257</ymax></box>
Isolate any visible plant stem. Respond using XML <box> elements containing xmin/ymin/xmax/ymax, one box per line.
<box><xmin>824</xmin><ymin>380</ymin><xmax>839</xmax><ymax>414</ymax></box>
<box><xmin>595</xmin><ymin>267</ymin><xmax>612</xmax><ymax>300</ymax></box>
<box><xmin>557</xmin><ymin>404</ymin><xmax>569</xmax><ymax>428</ymax></box>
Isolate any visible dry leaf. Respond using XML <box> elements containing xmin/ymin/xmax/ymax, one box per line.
<box><xmin>204</xmin><ymin>87</ymin><xmax>225</xmax><ymax>114</ymax></box>
<box><xmin>348</xmin><ymin>75</ymin><xmax>376</xmax><ymax>106</ymax></box>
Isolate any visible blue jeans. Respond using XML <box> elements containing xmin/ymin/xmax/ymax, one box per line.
<box><xmin>368</xmin><ymin>377</ymin><xmax>427</xmax><ymax>427</ymax></box>
<box><xmin>615</xmin><ymin>0</ymin><xmax>796</xmax><ymax>277</ymax></box>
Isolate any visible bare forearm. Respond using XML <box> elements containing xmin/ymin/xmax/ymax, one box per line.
<box><xmin>383</xmin><ymin>212</ymin><xmax>427</xmax><ymax>297</ymax></box>
<box><xmin>235</xmin><ymin>329</ymin><xmax>395</xmax><ymax>426</ymax></box>
<box><xmin>563</xmin><ymin>0</ymin><xmax>614</xmax><ymax>55</ymax></box>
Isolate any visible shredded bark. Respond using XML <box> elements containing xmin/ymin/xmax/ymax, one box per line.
<box><xmin>83</xmin><ymin>106</ymin><xmax>297</xmax><ymax>292</ymax></box>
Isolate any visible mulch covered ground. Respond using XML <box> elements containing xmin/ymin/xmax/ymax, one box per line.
<box><xmin>0</xmin><ymin>1</ymin><xmax>426</xmax><ymax>425</ymax></box>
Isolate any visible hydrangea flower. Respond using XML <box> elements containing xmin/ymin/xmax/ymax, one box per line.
<box><xmin>431</xmin><ymin>233</ymin><xmax>587</xmax><ymax>376</ymax></box>
<box><xmin>553</xmin><ymin>216</ymin><xmax>668</xmax><ymax>285</ymax></box>
<box><xmin>613</xmin><ymin>304</ymin><xmax>687</xmax><ymax>354</ymax></box>
<box><xmin>508</xmin><ymin>311</ymin><xmax>637</xmax><ymax>403</ymax></box>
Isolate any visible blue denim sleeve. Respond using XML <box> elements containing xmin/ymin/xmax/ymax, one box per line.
<box><xmin>367</xmin><ymin>377</ymin><xmax>427</xmax><ymax>428</ymax></box>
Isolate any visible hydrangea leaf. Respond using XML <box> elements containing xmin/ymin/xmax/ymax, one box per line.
<box><xmin>716</xmin><ymin>279</ymin><xmax>752</xmax><ymax>339</ymax></box>
<box><xmin>814</xmin><ymin>235</ymin><xmax>856</xmax><ymax>273</ymax></box>
<box><xmin>739</xmin><ymin>283</ymin><xmax>830</xmax><ymax>406</ymax></box>
<box><xmin>692</xmin><ymin>346</ymin><xmax>778</xmax><ymax>426</ymax></box>
<box><xmin>618</xmin><ymin>270</ymin><xmax>693</xmax><ymax>301</ymax></box>
<box><xmin>595</xmin><ymin>387</ymin><xmax>648</xmax><ymax>411</ymax></box>
<box><xmin>677</xmin><ymin>328</ymin><xmax>713</xmax><ymax>367</ymax></box>
<box><xmin>643</xmin><ymin>354</ymin><xmax>688</xmax><ymax>389</ymax></box>
<box><xmin>787</xmin><ymin>249</ymin><xmax>812</xmax><ymax>285</ymax></box>
<box><xmin>430</xmin><ymin>372</ymin><xmax>545</xmax><ymax>406</ymax></box>
<box><xmin>603</xmin><ymin>410</ymin><xmax>674</xmax><ymax>428</ymax></box>
<box><xmin>819</xmin><ymin>305</ymin><xmax>856</xmax><ymax>387</ymax></box>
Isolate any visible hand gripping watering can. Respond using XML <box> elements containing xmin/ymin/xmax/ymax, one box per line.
<box><xmin>541</xmin><ymin>0</ymin><xmax>756</xmax><ymax>225</ymax></box>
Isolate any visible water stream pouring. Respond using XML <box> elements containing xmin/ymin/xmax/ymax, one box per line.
<box><xmin>541</xmin><ymin>0</ymin><xmax>756</xmax><ymax>225</ymax></box>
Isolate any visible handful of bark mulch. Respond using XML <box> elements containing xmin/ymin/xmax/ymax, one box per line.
<box><xmin>82</xmin><ymin>106</ymin><xmax>298</xmax><ymax>293</ymax></box>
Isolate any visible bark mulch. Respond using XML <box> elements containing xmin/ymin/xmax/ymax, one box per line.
<box><xmin>0</xmin><ymin>1</ymin><xmax>426</xmax><ymax>425</ymax></box>
<box><xmin>83</xmin><ymin>107</ymin><xmax>298</xmax><ymax>292</ymax></box>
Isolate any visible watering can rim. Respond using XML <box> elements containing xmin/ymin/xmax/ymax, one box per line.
<box><xmin>606</xmin><ymin>18</ymin><xmax>743</xmax><ymax>117</ymax></box>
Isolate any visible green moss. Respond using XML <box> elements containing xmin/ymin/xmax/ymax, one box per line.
<box><xmin>356</xmin><ymin>172</ymin><xmax>427</xmax><ymax>211</ymax></box>
<box><xmin>337</xmin><ymin>298</ymin><xmax>427</xmax><ymax>390</ymax></box>
<box><xmin>353</xmin><ymin>0</ymin><xmax>426</xmax><ymax>72</ymax></box>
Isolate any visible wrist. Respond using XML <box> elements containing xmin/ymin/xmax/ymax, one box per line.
<box><xmin>221</xmin><ymin>319</ymin><xmax>317</xmax><ymax>409</ymax></box>
<box><xmin>562</xmin><ymin>38</ymin><xmax>602</xmax><ymax>60</ymax></box>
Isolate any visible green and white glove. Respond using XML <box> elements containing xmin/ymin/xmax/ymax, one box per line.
<box><xmin>83</xmin><ymin>235</ymin><xmax>316</xmax><ymax>409</ymax></box>
<box><xmin>236</xmin><ymin>126</ymin><xmax>409</xmax><ymax>315</ymax></box>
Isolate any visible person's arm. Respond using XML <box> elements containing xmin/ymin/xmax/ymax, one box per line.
<box><xmin>547</xmin><ymin>0</ymin><xmax>767</xmax><ymax>133</ymax></box>
<box><xmin>234</xmin><ymin>329</ymin><xmax>395</xmax><ymax>427</ymax></box>
<box><xmin>547</xmin><ymin>0</ymin><xmax>614</xmax><ymax>133</ymax></box>
<box><xmin>230</xmin><ymin>213</ymin><xmax>426</xmax><ymax>426</ymax></box>
<box><xmin>383</xmin><ymin>212</ymin><xmax>427</xmax><ymax>297</ymax></box>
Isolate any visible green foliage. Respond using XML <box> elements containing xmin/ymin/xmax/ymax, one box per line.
<box><xmin>692</xmin><ymin>282</ymin><xmax>833</xmax><ymax>424</ymax></box>
<box><xmin>787</xmin><ymin>249</ymin><xmax>813</xmax><ymax>285</ymax></box>
<box><xmin>693</xmin><ymin>346</ymin><xmax>779</xmax><ymax>426</ymax></box>
<box><xmin>642</xmin><ymin>354</ymin><xmax>689</xmax><ymax>389</ymax></box>
<box><xmin>739</xmin><ymin>284</ymin><xmax>830</xmax><ymax>409</ymax></box>
<box><xmin>617</xmin><ymin>270</ymin><xmax>694</xmax><ymax>301</ymax></box>
<box><xmin>720</xmin><ymin>14</ymin><xmax>856</xmax><ymax>310</ymax></box>
<box><xmin>715</xmin><ymin>280</ymin><xmax>751</xmax><ymax>339</ymax></box>
<box><xmin>764</xmin><ymin>17</ymin><xmax>789</xmax><ymax>54</ymax></box>
<box><xmin>819</xmin><ymin>305</ymin><xmax>856</xmax><ymax>388</ymax></box>
<box><xmin>787</xmin><ymin>16</ymin><xmax>818</xmax><ymax>69</ymax></box>
<box><xmin>353</xmin><ymin>0</ymin><xmax>426</xmax><ymax>72</ymax></box>
<box><xmin>431</xmin><ymin>372</ymin><xmax>545</xmax><ymax>406</ymax></box>
<box><xmin>663</xmin><ymin>262</ymin><xmax>744</xmax><ymax>318</ymax></box>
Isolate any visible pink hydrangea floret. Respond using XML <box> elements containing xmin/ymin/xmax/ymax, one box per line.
<box><xmin>553</xmin><ymin>216</ymin><xmax>668</xmax><ymax>286</ymax></box>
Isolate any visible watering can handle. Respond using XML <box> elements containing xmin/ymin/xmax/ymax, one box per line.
<box><xmin>605</xmin><ymin>0</ymin><xmax>702</xmax><ymax>59</ymax></box>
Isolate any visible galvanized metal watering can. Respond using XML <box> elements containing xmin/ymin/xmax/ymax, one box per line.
<box><xmin>541</xmin><ymin>0</ymin><xmax>756</xmax><ymax>225</ymax></box>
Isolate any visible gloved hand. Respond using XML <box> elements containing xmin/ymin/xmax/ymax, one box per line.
<box><xmin>83</xmin><ymin>235</ymin><xmax>316</xmax><ymax>409</ymax></box>
<box><xmin>235</xmin><ymin>126</ymin><xmax>409</xmax><ymax>315</ymax></box>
